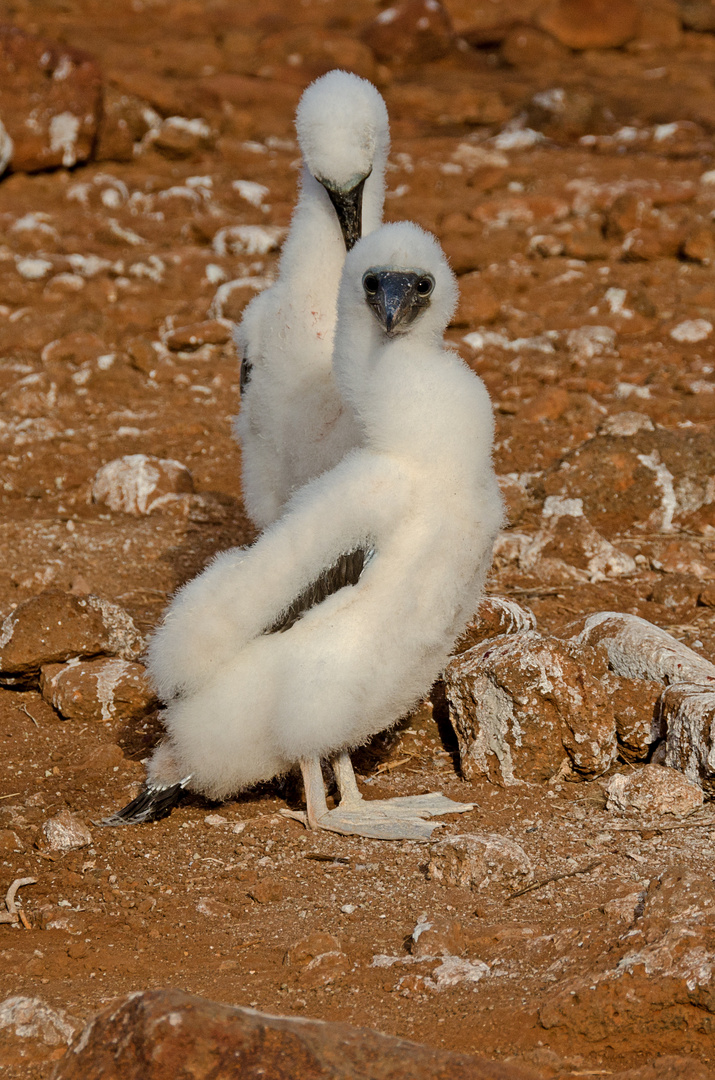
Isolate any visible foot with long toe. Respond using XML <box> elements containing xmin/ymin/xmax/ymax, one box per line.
<box><xmin>279</xmin><ymin>755</ymin><xmax>473</xmax><ymax>840</ymax></box>
<box><xmin>315</xmin><ymin>792</ymin><xmax>474</xmax><ymax>840</ymax></box>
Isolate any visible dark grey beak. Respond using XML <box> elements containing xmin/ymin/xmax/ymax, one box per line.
<box><xmin>319</xmin><ymin>174</ymin><xmax>369</xmax><ymax>251</ymax></box>
<box><xmin>363</xmin><ymin>269</ymin><xmax>435</xmax><ymax>336</ymax></box>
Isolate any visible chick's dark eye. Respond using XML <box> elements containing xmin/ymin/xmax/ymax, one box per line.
<box><xmin>363</xmin><ymin>273</ymin><xmax>379</xmax><ymax>297</ymax></box>
<box><xmin>416</xmin><ymin>276</ymin><xmax>434</xmax><ymax>297</ymax></box>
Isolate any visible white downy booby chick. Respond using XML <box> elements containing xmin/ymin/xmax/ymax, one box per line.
<box><xmin>104</xmin><ymin>222</ymin><xmax>504</xmax><ymax>840</ymax></box>
<box><xmin>234</xmin><ymin>69</ymin><xmax>390</xmax><ymax>530</ymax></box>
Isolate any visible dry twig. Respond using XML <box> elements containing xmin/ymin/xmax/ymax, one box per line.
<box><xmin>376</xmin><ymin>755</ymin><xmax>413</xmax><ymax>774</ymax></box>
<box><xmin>15</xmin><ymin>703</ymin><xmax>39</xmax><ymax>727</ymax></box>
<box><xmin>615</xmin><ymin>818</ymin><xmax>715</xmax><ymax>834</ymax></box>
<box><xmin>507</xmin><ymin>860</ymin><xmax>604</xmax><ymax>901</ymax></box>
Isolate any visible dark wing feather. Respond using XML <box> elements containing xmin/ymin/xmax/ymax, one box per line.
<box><xmin>240</xmin><ymin>355</ymin><xmax>253</xmax><ymax>395</ymax></box>
<box><xmin>100</xmin><ymin>777</ymin><xmax>191</xmax><ymax>827</ymax></box>
<box><xmin>265</xmin><ymin>546</ymin><xmax>372</xmax><ymax>635</ymax></box>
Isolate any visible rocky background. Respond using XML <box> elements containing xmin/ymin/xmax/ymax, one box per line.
<box><xmin>0</xmin><ymin>0</ymin><xmax>715</xmax><ymax>1077</ymax></box>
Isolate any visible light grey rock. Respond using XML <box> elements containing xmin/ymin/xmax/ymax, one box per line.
<box><xmin>662</xmin><ymin>683</ymin><xmax>715</xmax><ymax>793</ymax></box>
<box><xmin>427</xmin><ymin>832</ymin><xmax>532</xmax><ymax>892</ymax></box>
<box><xmin>572</xmin><ymin>612</ymin><xmax>715</xmax><ymax>685</ymax></box>
<box><xmin>91</xmin><ymin>454</ymin><xmax>193</xmax><ymax>515</ymax></box>
<box><xmin>40</xmin><ymin>809</ymin><xmax>92</xmax><ymax>852</ymax></box>
<box><xmin>0</xmin><ymin>995</ymin><xmax>79</xmax><ymax>1049</ymax></box>
<box><xmin>606</xmin><ymin>764</ymin><xmax>704</xmax><ymax>816</ymax></box>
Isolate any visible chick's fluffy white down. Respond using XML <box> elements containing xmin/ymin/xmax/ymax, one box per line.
<box><xmin>149</xmin><ymin>222</ymin><xmax>503</xmax><ymax>801</ymax></box>
<box><xmin>234</xmin><ymin>70</ymin><xmax>389</xmax><ymax>528</ymax></box>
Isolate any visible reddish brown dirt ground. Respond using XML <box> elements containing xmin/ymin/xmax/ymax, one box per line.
<box><xmin>0</xmin><ymin>1</ymin><xmax>714</xmax><ymax>1077</ymax></box>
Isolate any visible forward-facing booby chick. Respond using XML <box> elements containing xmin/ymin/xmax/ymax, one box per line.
<box><xmin>234</xmin><ymin>69</ymin><xmax>390</xmax><ymax>530</ymax></box>
<box><xmin>105</xmin><ymin>222</ymin><xmax>503</xmax><ymax>840</ymax></box>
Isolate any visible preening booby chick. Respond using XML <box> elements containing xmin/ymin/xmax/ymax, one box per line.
<box><xmin>105</xmin><ymin>222</ymin><xmax>503</xmax><ymax>840</ymax></box>
<box><xmin>234</xmin><ymin>69</ymin><xmax>390</xmax><ymax>530</ymax></box>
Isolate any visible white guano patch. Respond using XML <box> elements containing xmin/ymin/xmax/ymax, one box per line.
<box><xmin>492</xmin><ymin>127</ymin><xmax>545</xmax><ymax>150</ymax></box>
<box><xmin>636</xmin><ymin>450</ymin><xmax>677</xmax><ymax>531</ymax></box>
<box><xmin>463</xmin><ymin>329</ymin><xmax>557</xmax><ymax>354</ymax></box>
<box><xmin>232</xmin><ymin>180</ymin><xmax>270</xmax><ymax>207</ymax></box>
<box><xmin>93</xmin><ymin>657</ymin><xmax>131</xmax><ymax>721</ymax></box>
<box><xmin>212</xmin><ymin>225</ymin><xmax>285</xmax><ymax>257</ymax></box>
<box><xmin>670</xmin><ymin>319</ymin><xmax>713</xmax><ymax>344</ymax></box>
<box><xmin>16</xmin><ymin>257</ymin><xmax>53</xmax><ymax>280</ymax></box>
<box><xmin>49</xmin><ymin>112</ymin><xmax>80</xmax><ymax>167</ymax></box>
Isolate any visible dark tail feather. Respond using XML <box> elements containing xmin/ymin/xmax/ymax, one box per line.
<box><xmin>101</xmin><ymin>778</ymin><xmax>190</xmax><ymax>826</ymax></box>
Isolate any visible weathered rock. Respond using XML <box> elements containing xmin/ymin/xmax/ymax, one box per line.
<box><xmin>518</xmin><ymin>500</ymin><xmax>637</xmax><ymax>583</ymax></box>
<box><xmin>601</xmin><ymin>891</ymin><xmax>643</xmax><ymax>926</ymax></box>
<box><xmin>606</xmin><ymin>765</ymin><xmax>704</xmax><ymax>817</ymax></box>
<box><xmin>682</xmin><ymin>225</ymin><xmax>715</xmax><ymax>266</ymax></box>
<box><xmin>394</xmin><ymin>957</ymin><xmax>490</xmax><ymax>994</ymax></box>
<box><xmin>701</xmin><ymin>584</ymin><xmax>715</xmax><ymax>608</ymax></box>
<box><xmin>452</xmin><ymin>597</ymin><xmax>537</xmax><ymax>655</ymax></box>
<box><xmin>538</xmin><ymin>0</ymin><xmax>640</xmax><ymax>49</ymax></box>
<box><xmin>518</xmin><ymin>386</ymin><xmax>571</xmax><ymax>423</ymax></box>
<box><xmin>601</xmin><ymin>672</ymin><xmax>663</xmax><ymax>761</ymax></box>
<box><xmin>196</xmin><ymin>897</ymin><xmax>231</xmax><ymax>918</ymax></box>
<box><xmin>0</xmin><ymin>28</ymin><xmax>101</xmax><ymax>173</ymax></box>
<box><xmin>164</xmin><ymin>319</ymin><xmax>232</xmax><ymax>351</ymax></box>
<box><xmin>283</xmin><ymin>931</ymin><xmax>343</xmax><ymax>967</ymax></box>
<box><xmin>72</xmin><ymin>742</ymin><xmax>126</xmax><ymax>777</ymax></box>
<box><xmin>652</xmin><ymin>540</ymin><xmax>714</xmax><ymax>580</ymax></box>
<box><xmin>41</xmin><ymin>331</ymin><xmax>110</xmax><ymax>368</ymax></box>
<box><xmin>39</xmin><ymin>809</ymin><xmax>92</xmax><ymax>853</ymax></box>
<box><xmin>535</xmin><ymin>429</ymin><xmax>715</xmax><ymax>538</ymax></box>
<box><xmin>40</xmin><ymin>657</ymin><xmax>157</xmax><ymax>723</ymax></box>
<box><xmin>572</xmin><ymin>613</ymin><xmax>715</xmax><ymax>686</ymax></box>
<box><xmin>91</xmin><ymin>454</ymin><xmax>194</xmax><ymax>515</ymax></box>
<box><xmin>38</xmin><ymin>905</ymin><xmax>87</xmax><ymax>936</ymax></box>
<box><xmin>2</xmin><ymin>372</ymin><xmax>58</xmax><ymax>418</ymax></box>
<box><xmin>256</xmin><ymin>29</ymin><xmax>378</xmax><ymax>84</ymax></box>
<box><xmin>0</xmin><ymin>996</ymin><xmax>79</xmax><ymax>1069</ymax></box>
<box><xmin>641</xmin><ymin>865</ymin><xmax>715</xmax><ymax>928</ymax></box>
<box><xmin>526</xmin><ymin>86</ymin><xmax>601</xmax><ymax>141</ymax></box>
<box><xmin>662</xmin><ymin>684</ymin><xmax>715</xmax><ymax>794</ymax></box>
<box><xmin>444</xmin><ymin>632</ymin><xmax>617</xmax><ymax>784</ymax></box>
<box><xmin>0</xmin><ymin>592</ymin><xmax>143</xmax><ymax>682</ymax></box>
<box><xmin>426</xmin><ymin>833</ymin><xmax>533</xmax><ymax>892</ymax></box>
<box><xmin>0</xmin><ymin>829</ymin><xmax>23</xmax><ymax>853</ymax></box>
<box><xmin>501</xmin><ymin>26</ymin><xmax>569</xmax><ymax>70</ymax></box>
<box><xmin>53</xmin><ymin>988</ymin><xmax>539</xmax><ymax>1079</ymax></box>
<box><xmin>443</xmin><ymin>0</ymin><xmax>543</xmax><ymax>42</ymax></box>
<box><xmin>649</xmin><ymin>574</ymin><xmax>704</xmax><ymax>615</ymax></box>
<box><xmin>362</xmin><ymin>0</ymin><xmax>455</xmax><ymax>65</ymax></box>
<box><xmin>248</xmin><ymin>880</ymin><xmax>284</xmax><ymax>904</ymax></box>
<box><xmin>680</xmin><ymin>0</ymin><xmax>715</xmax><ymax>32</ymax></box>
<box><xmin>411</xmin><ymin>915</ymin><xmax>466</xmax><ymax>957</ymax></box>
<box><xmin>542</xmin><ymin>866</ymin><xmax>715</xmax><ymax>1042</ymax></box>
<box><xmin>567</xmin><ymin>325</ymin><xmax>617</xmax><ymax>365</ymax></box>
<box><xmin>95</xmin><ymin>89</ymin><xmax>156</xmax><ymax>163</ymax></box>
<box><xmin>599</xmin><ymin>412</ymin><xmax>655</xmax><ymax>437</ymax></box>
<box><xmin>150</xmin><ymin>116</ymin><xmax>215</xmax><ymax>159</ymax></box>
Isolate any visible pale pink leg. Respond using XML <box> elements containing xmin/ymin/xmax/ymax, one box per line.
<box><xmin>299</xmin><ymin>757</ymin><xmax>329</xmax><ymax>829</ymax></box>
<box><xmin>331</xmin><ymin>751</ymin><xmax>363</xmax><ymax>810</ymax></box>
